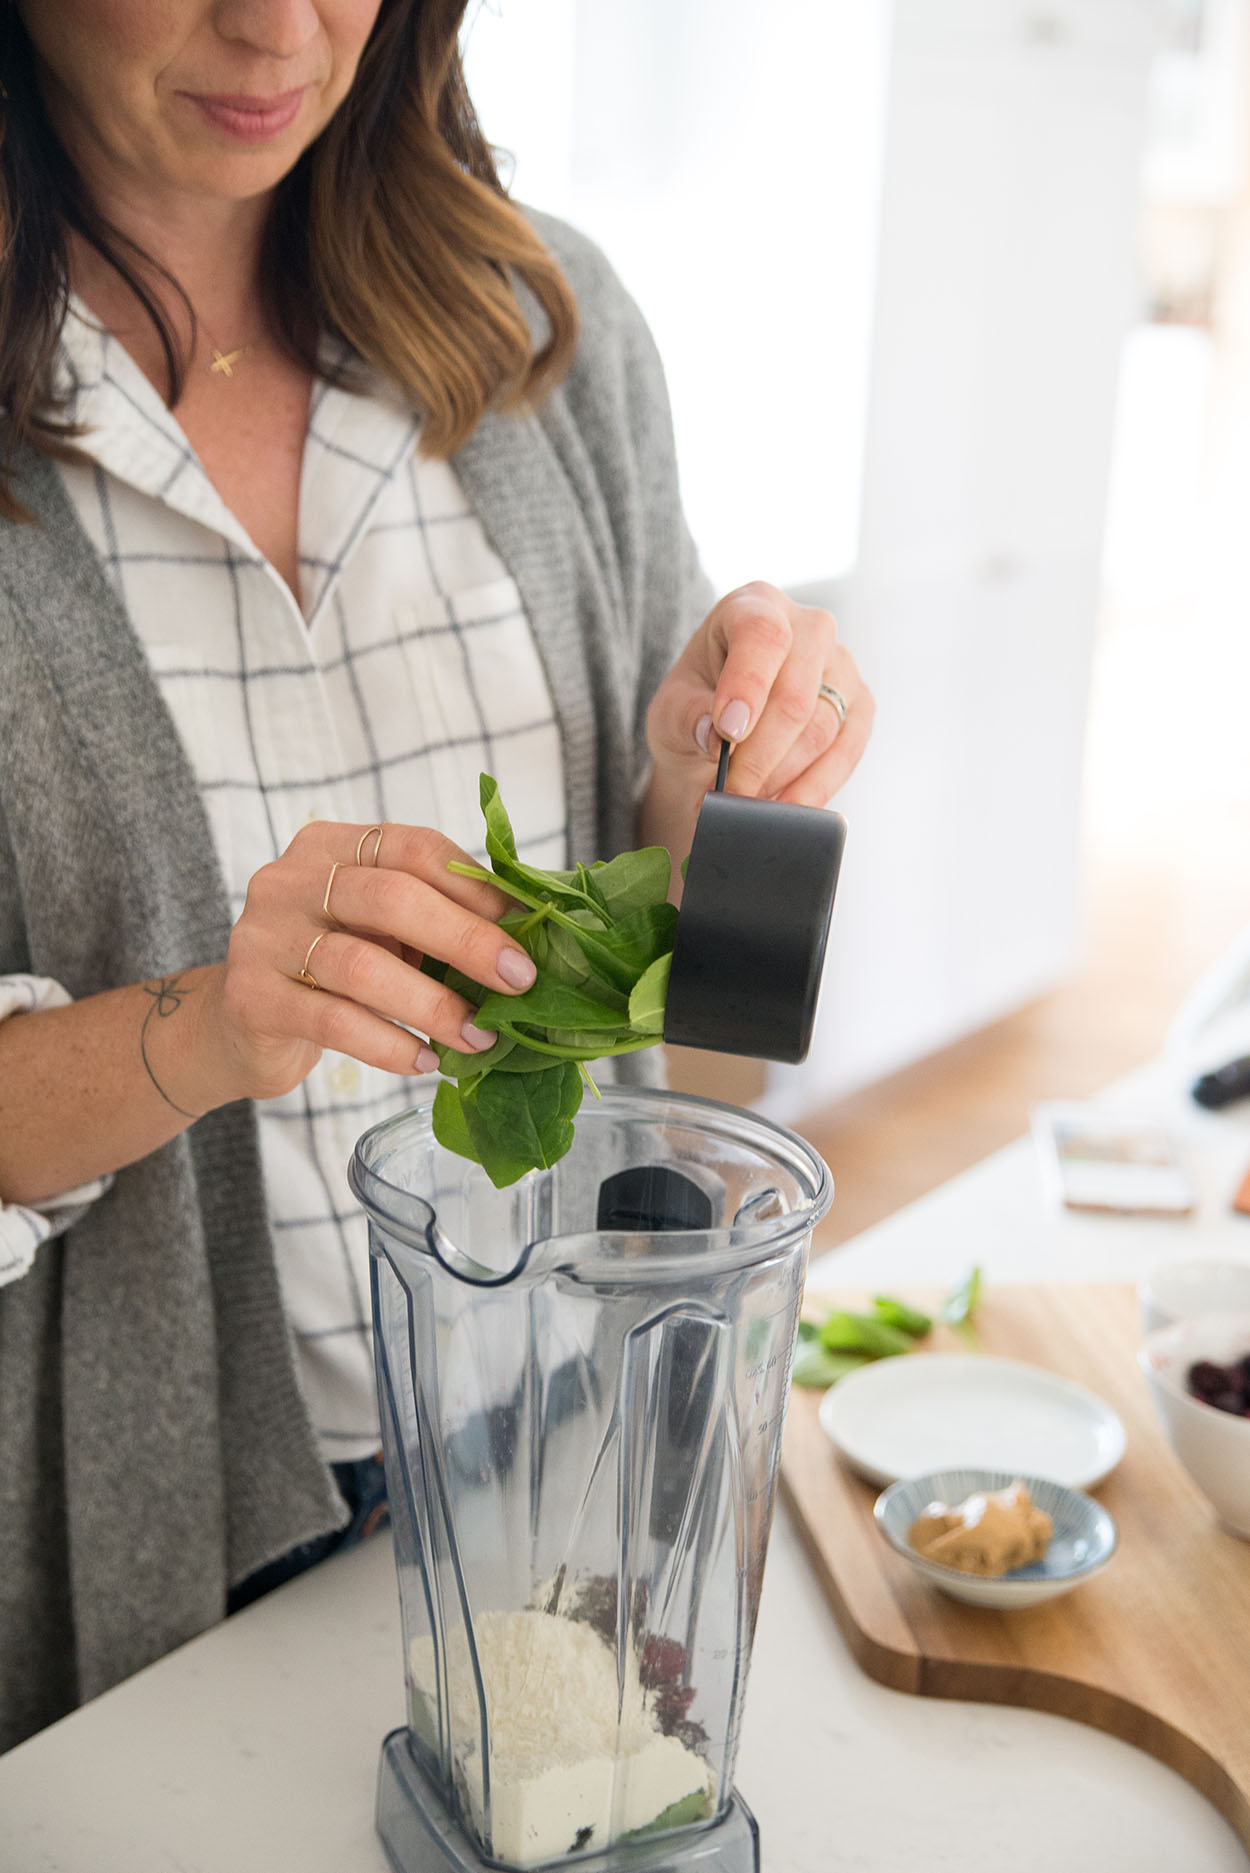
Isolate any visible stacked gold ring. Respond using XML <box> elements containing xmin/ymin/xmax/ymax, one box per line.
<box><xmin>300</xmin><ymin>830</ymin><xmax>385</xmax><ymax>989</ymax></box>
<box><xmin>322</xmin><ymin>861</ymin><xmax>344</xmax><ymax>921</ymax></box>
<box><xmin>356</xmin><ymin>824</ymin><xmax>384</xmax><ymax>867</ymax></box>
<box><xmin>300</xmin><ymin>931</ymin><xmax>330</xmax><ymax>990</ymax></box>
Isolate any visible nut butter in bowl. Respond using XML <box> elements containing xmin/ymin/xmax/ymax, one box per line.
<box><xmin>907</xmin><ymin>1478</ymin><xmax>1053</xmax><ymax>1576</ymax></box>
<box><xmin>874</xmin><ymin>1467</ymin><xmax>1117</xmax><ymax>1609</ymax></box>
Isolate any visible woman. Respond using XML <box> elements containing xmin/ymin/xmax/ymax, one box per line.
<box><xmin>0</xmin><ymin>0</ymin><xmax>873</xmax><ymax>1751</ymax></box>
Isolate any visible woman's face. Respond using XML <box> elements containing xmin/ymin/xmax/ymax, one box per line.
<box><xmin>18</xmin><ymin>0</ymin><xmax>387</xmax><ymax>217</ymax></box>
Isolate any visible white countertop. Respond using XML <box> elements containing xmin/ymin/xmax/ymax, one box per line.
<box><xmin>807</xmin><ymin>1051</ymin><xmax>1250</xmax><ymax>1297</ymax></box>
<box><xmin>2</xmin><ymin>1046</ymin><xmax>1248</xmax><ymax>1871</ymax></box>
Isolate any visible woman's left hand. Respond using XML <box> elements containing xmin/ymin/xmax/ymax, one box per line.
<box><xmin>645</xmin><ymin>581</ymin><xmax>874</xmax><ymax>807</ymax></box>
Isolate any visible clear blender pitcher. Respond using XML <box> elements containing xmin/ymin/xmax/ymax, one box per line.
<box><xmin>350</xmin><ymin>1082</ymin><xmax>832</xmax><ymax>1873</ymax></box>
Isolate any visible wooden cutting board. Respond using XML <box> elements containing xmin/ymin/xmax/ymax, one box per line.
<box><xmin>779</xmin><ymin>1284</ymin><xmax>1250</xmax><ymax>1850</ymax></box>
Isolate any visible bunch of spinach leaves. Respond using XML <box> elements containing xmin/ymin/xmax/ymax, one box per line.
<box><xmin>424</xmin><ymin>776</ymin><xmax>675</xmax><ymax>1187</ymax></box>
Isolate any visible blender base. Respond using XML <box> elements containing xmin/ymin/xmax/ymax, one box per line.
<box><xmin>376</xmin><ymin>1729</ymin><xmax>761</xmax><ymax>1873</ymax></box>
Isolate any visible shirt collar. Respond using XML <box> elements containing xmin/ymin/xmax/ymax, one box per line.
<box><xmin>56</xmin><ymin>298</ymin><xmax>260</xmax><ymax>563</ymax></box>
<box><xmin>56</xmin><ymin>300</ymin><xmax>422</xmax><ymax>629</ymax></box>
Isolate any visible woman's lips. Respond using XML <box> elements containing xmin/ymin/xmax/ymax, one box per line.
<box><xmin>182</xmin><ymin>89</ymin><xmax>307</xmax><ymax>142</ymax></box>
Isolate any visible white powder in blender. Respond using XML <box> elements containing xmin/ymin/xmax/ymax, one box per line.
<box><xmin>409</xmin><ymin>1608</ymin><xmax>711</xmax><ymax>1867</ymax></box>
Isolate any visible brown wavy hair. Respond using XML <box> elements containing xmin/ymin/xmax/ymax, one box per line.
<box><xmin>0</xmin><ymin>0</ymin><xmax>579</xmax><ymax>521</ymax></box>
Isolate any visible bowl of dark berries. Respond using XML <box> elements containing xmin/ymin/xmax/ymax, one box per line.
<box><xmin>1139</xmin><ymin>1311</ymin><xmax>1250</xmax><ymax>1537</ymax></box>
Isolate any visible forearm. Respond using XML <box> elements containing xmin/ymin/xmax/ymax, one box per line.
<box><xmin>0</xmin><ymin>965</ymin><xmax>231</xmax><ymax>1206</ymax></box>
<box><xmin>635</xmin><ymin>765</ymin><xmax>706</xmax><ymax>901</ymax></box>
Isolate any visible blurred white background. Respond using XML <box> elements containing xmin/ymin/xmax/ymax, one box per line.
<box><xmin>463</xmin><ymin>0</ymin><xmax>1250</xmax><ymax>1124</ymax></box>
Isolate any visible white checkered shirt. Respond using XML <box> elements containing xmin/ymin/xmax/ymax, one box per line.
<box><xmin>0</xmin><ymin>301</ymin><xmax>567</xmax><ymax>1458</ymax></box>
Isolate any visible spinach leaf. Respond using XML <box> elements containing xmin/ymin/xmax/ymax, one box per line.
<box><xmin>542</xmin><ymin>920</ymin><xmax>629</xmax><ymax>1007</ymax></box>
<box><xmin>447</xmin><ymin>861</ymin><xmax>638</xmax><ymax>996</ymax></box>
<box><xmin>431</xmin><ymin>1078</ymin><xmax>479</xmax><ymax>1161</ymax></box>
<box><xmin>792</xmin><ymin>1288</ymin><xmax>937</xmax><ymax>1387</ymax></box>
<box><xmin>628</xmin><ymin>954</ymin><xmax>671</xmax><ymax>1035</ymax></box>
<box><xmin>872</xmin><ymin>1295</ymin><xmax>933</xmax><ymax>1337</ymax></box>
<box><xmin>460</xmin><ymin>1062</ymin><xmax>584</xmax><ymax>1189</ymax></box>
<box><xmin>792</xmin><ymin>1344</ymin><xmax>872</xmax><ymax>1390</ymax></box>
<box><xmin>486</xmin><ymin>1024</ymin><xmax>660</xmax><ymax>1063</ymax></box>
<box><xmin>478</xmin><ymin>777</ymin><xmax>609</xmax><ymax>920</ymax></box>
<box><xmin>425</xmin><ymin>776</ymin><xmax>678</xmax><ymax>1184</ymax></box>
<box><xmin>582</xmin><ymin>846</ymin><xmax>672</xmax><ymax>920</ymax></box>
<box><xmin>609</xmin><ymin>902</ymin><xmax>679</xmax><ymax>975</ymax></box>
<box><xmin>489</xmin><ymin>1040</ymin><xmax>568</xmax><ymax>1074</ymax></box>
<box><xmin>818</xmin><ymin>1311</ymin><xmax>914</xmax><ymax>1359</ymax></box>
<box><xmin>434</xmin><ymin>1031</ymin><xmax>518</xmax><ymax>1079</ymax></box>
<box><xmin>475</xmin><ymin>978</ymin><xmax>631</xmax><ymax>1035</ymax></box>
<box><xmin>941</xmin><ymin>1264</ymin><xmax>983</xmax><ymax>1351</ymax></box>
<box><xmin>576</xmin><ymin>861</ymin><xmax>610</xmax><ymax>915</ymax></box>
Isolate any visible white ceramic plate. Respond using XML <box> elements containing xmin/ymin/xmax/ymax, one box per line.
<box><xmin>817</xmin><ymin>1353</ymin><xmax>1126</xmax><ymax>1489</ymax></box>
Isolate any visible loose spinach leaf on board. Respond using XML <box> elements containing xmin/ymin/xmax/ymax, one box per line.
<box><xmin>790</xmin><ymin>1275</ymin><xmax>987</xmax><ymax>1389</ymax></box>
<box><xmin>941</xmin><ymin>1264</ymin><xmax>984</xmax><ymax>1351</ymax></box>
<box><xmin>818</xmin><ymin>1310</ymin><xmax>915</xmax><ymax>1360</ymax></box>
<box><xmin>792</xmin><ymin>1343</ymin><xmax>874</xmax><ymax>1390</ymax></box>
<box><xmin>427</xmin><ymin>775</ymin><xmax>678</xmax><ymax>1187</ymax></box>
<box><xmin>872</xmin><ymin>1294</ymin><xmax>933</xmax><ymax>1337</ymax></box>
<box><xmin>791</xmin><ymin>1289</ymin><xmax>939</xmax><ymax>1387</ymax></box>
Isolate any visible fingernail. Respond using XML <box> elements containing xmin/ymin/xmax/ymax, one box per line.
<box><xmin>415</xmin><ymin>1045</ymin><xmax>439</xmax><ymax>1073</ymax></box>
<box><xmin>695</xmin><ymin>713</ymin><xmax>715</xmax><ymax>756</ymax></box>
<box><xmin>461</xmin><ymin>1020</ymin><xmax>496</xmax><ymax>1052</ymax></box>
<box><xmin>717</xmin><ymin>699</ymin><xmax>750</xmax><ymax>742</ymax></box>
<box><xmin>497</xmin><ymin>947</ymin><xmax>537</xmax><ymax>990</ymax></box>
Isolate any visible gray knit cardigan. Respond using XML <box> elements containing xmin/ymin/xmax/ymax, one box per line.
<box><xmin>0</xmin><ymin>214</ymin><xmax>713</xmax><ymax>1751</ymax></box>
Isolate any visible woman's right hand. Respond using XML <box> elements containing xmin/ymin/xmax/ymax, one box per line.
<box><xmin>194</xmin><ymin>820</ymin><xmax>536</xmax><ymax>1107</ymax></box>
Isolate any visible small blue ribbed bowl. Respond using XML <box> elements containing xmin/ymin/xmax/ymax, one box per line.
<box><xmin>874</xmin><ymin>1468</ymin><xmax>1117</xmax><ymax>1608</ymax></box>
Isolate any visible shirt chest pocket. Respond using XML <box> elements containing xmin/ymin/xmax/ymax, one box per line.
<box><xmin>392</xmin><ymin>577</ymin><xmax>541</xmax><ymax>732</ymax></box>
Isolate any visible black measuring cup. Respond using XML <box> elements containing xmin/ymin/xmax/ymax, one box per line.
<box><xmin>662</xmin><ymin>739</ymin><xmax>846</xmax><ymax>1064</ymax></box>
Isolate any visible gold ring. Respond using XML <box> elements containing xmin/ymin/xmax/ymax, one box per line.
<box><xmin>300</xmin><ymin>930</ymin><xmax>331</xmax><ymax>990</ymax></box>
<box><xmin>817</xmin><ymin>681</ymin><xmax>849</xmax><ymax>727</ymax></box>
<box><xmin>323</xmin><ymin>860</ymin><xmax>344</xmax><ymax>922</ymax></box>
<box><xmin>356</xmin><ymin>824</ymin><xmax>384</xmax><ymax>867</ymax></box>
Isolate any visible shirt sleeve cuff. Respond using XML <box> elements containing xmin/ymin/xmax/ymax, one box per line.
<box><xmin>0</xmin><ymin>975</ymin><xmax>114</xmax><ymax>1287</ymax></box>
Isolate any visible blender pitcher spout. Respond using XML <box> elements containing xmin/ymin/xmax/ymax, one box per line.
<box><xmin>348</xmin><ymin>1120</ymin><xmax>552</xmax><ymax>1288</ymax></box>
